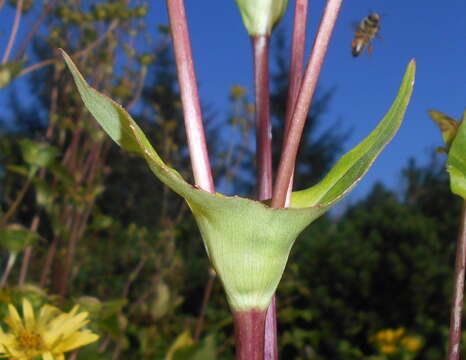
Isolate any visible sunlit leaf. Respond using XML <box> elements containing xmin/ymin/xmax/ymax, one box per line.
<box><xmin>291</xmin><ymin>60</ymin><xmax>416</xmax><ymax>208</ymax></box>
<box><xmin>428</xmin><ymin>110</ymin><xmax>460</xmax><ymax>152</ymax></box>
<box><xmin>447</xmin><ymin>116</ymin><xmax>466</xmax><ymax>199</ymax></box>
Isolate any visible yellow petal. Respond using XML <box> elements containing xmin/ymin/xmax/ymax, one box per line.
<box><xmin>55</xmin><ymin>331</ymin><xmax>99</xmax><ymax>352</ymax></box>
<box><xmin>22</xmin><ymin>299</ymin><xmax>36</xmax><ymax>331</ymax></box>
<box><xmin>5</xmin><ymin>304</ymin><xmax>23</xmax><ymax>331</ymax></box>
<box><xmin>42</xmin><ymin>351</ymin><xmax>55</xmax><ymax>360</ymax></box>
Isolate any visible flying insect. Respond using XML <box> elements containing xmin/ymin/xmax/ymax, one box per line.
<box><xmin>351</xmin><ymin>13</ymin><xmax>381</xmax><ymax>57</ymax></box>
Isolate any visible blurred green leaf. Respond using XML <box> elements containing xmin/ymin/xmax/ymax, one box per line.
<box><xmin>0</xmin><ymin>61</ymin><xmax>23</xmax><ymax>89</ymax></box>
<box><xmin>165</xmin><ymin>330</ymin><xmax>194</xmax><ymax>360</ymax></box>
<box><xmin>19</xmin><ymin>139</ymin><xmax>59</xmax><ymax>174</ymax></box>
<box><xmin>0</xmin><ymin>224</ymin><xmax>42</xmax><ymax>253</ymax></box>
<box><xmin>173</xmin><ymin>334</ymin><xmax>217</xmax><ymax>360</ymax></box>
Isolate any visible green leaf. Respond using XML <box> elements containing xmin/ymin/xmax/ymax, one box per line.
<box><xmin>428</xmin><ymin>110</ymin><xmax>460</xmax><ymax>152</ymax></box>
<box><xmin>173</xmin><ymin>335</ymin><xmax>217</xmax><ymax>360</ymax></box>
<box><xmin>19</xmin><ymin>139</ymin><xmax>59</xmax><ymax>174</ymax></box>
<box><xmin>0</xmin><ymin>224</ymin><xmax>42</xmax><ymax>253</ymax></box>
<box><xmin>0</xmin><ymin>61</ymin><xmax>23</xmax><ymax>89</ymax></box>
<box><xmin>63</xmin><ymin>51</ymin><xmax>415</xmax><ymax>311</ymax></box>
<box><xmin>165</xmin><ymin>330</ymin><xmax>194</xmax><ymax>360</ymax></box>
<box><xmin>291</xmin><ymin>60</ymin><xmax>416</xmax><ymax>208</ymax></box>
<box><xmin>447</xmin><ymin>116</ymin><xmax>466</xmax><ymax>199</ymax></box>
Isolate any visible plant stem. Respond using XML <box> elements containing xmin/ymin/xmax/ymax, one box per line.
<box><xmin>285</xmin><ymin>0</ymin><xmax>309</xmax><ymax>134</ymax></box>
<box><xmin>194</xmin><ymin>267</ymin><xmax>216</xmax><ymax>341</ymax></box>
<box><xmin>1</xmin><ymin>0</ymin><xmax>23</xmax><ymax>64</ymax></box>
<box><xmin>1</xmin><ymin>175</ymin><xmax>33</xmax><ymax>226</ymax></box>
<box><xmin>252</xmin><ymin>35</ymin><xmax>273</xmax><ymax>200</ymax></box>
<box><xmin>447</xmin><ymin>200</ymin><xmax>466</xmax><ymax>360</ymax></box>
<box><xmin>18</xmin><ymin>215</ymin><xmax>40</xmax><ymax>286</ymax></box>
<box><xmin>13</xmin><ymin>0</ymin><xmax>59</xmax><ymax>61</ymax></box>
<box><xmin>251</xmin><ymin>34</ymin><xmax>277</xmax><ymax>358</ymax></box>
<box><xmin>0</xmin><ymin>252</ymin><xmax>17</xmax><ymax>287</ymax></box>
<box><xmin>233</xmin><ymin>309</ymin><xmax>267</xmax><ymax>360</ymax></box>
<box><xmin>264</xmin><ymin>296</ymin><xmax>278</xmax><ymax>360</ymax></box>
<box><xmin>283</xmin><ymin>0</ymin><xmax>309</xmax><ymax>207</ymax></box>
<box><xmin>272</xmin><ymin>0</ymin><xmax>343</xmax><ymax>208</ymax></box>
<box><xmin>166</xmin><ymin>0</ymin><xmax>215</xmax><ymax>193</ymax></box>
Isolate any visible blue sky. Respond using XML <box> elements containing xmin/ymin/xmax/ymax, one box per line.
<box><xmin>1</xmin><ymin>0</ymin><xmax>465</xmax><ymax>201</ymax></box>
<box><xmin>150</xmin><ymin>0</ymin><xmax>466</xmax><ymax>200</ymax></box>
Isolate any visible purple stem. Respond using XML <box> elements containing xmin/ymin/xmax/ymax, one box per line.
<box><xmin>252</xmin><ymin>35</ymin><xmax>273</xmax><ymax>201</ymax></box>
<box><xmin>233</xmin><ymin>309</ymin><xmax>267</xmax><ymax>360</ymax></box>
<box><xmin>252</xmin><ymin>35</ymin><xmax>276</xmax><ymax>357</ymax></box>
<box><xmin>264</xmin><ymin>296</ymin><xmax>278</xmax><ymax>359</ymax></box>
<box><xmin>272</xmin><ymin>0</ymin><xmax>343</xmax><ymax>208</ymax></box>
<box><xmin>447</xmin><ymin>201</ymin><xmax>466</xmax><ymax>360</ymax></box>
<box><xmin>166</xmin><ymin>0</ymin><xmax>215</xmax><ymax>193</ymax></box>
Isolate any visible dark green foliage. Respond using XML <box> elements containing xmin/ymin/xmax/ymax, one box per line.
<box><xmin>277</xmin><ymin>157</ymin><xmax>461</xmax><ymax>359</ymax></box>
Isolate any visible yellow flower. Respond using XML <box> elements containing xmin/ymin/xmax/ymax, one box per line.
<box><xmin>0</xmin><ymin>299</ymin><xmax>99</xmax><ymax>360</ymax></box>
<box><xmin>401</xmin><ymin>336</ymin><xmax>422</xmax><ymax>352</ymax></box>
<box><xmin>380</xmin><ymin>344</ymin><xmax>397</xmax><ymax>354</ymax></box>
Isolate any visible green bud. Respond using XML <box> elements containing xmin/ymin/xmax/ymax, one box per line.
<box><xmin>428</xmin><ymin>110</ymin><xmax>461</xmax><ymax>153</ymax></box>
<box><xmin>235</xmin><ymin>0</ymin><xmax>289</xmax><ymax>36</ymax></box>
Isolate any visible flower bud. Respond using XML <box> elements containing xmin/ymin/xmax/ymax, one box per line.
<box><xmin>235</xmin><ymin>0</ymin><xmax>289</xmax><ymax>36</ymax></box>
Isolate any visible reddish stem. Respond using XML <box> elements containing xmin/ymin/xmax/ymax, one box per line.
<box><xmin>285</xmin><ymin>0</ymin><xmax>309</xmax><ymax>135</ymax></box>
<box><xmin>283</xmin><ymin>0</ymin><xmax>309</xmax><ymax>210</ymax></box>
<box><xmin>233</xmin><ymin>309</ymin><xmax>267</xmax><ymax>360</ymax></box>
<box><xmin>2</xmin><ymin>0</ymin><xmax>23</xmax><ymax>64</ymax></box>
<box><xmin>447</xmin><ymin>201</ymin><xmax>466</xmax><ymax>360</ymax></box>
<box><xmin>252</xmin><ymin>35</ymin><xmax>273</xmax><ymax>200</ymax></box>
<box><xmin>251</xmin><ymin>34</ymin><xmax>277</xmax><ymax>357</ymax></box>
<box><xmin>166</xmin><ymin>0</ymin><xmax>214</xmax><ymax>193</ymax></box>
<box><xmin>264</xmin><ymin>296</ymin><xmax>278</xmax><ymax>360</ymax></box>
<box><xmin>272</xmin><ymin>0</ymin><xmax>343</xmax><ymax>208</ymax></box>
<box><xmin>194</xmin><ymin>267</ymin><xmax>216</xmax><ymax>341</ymax></box>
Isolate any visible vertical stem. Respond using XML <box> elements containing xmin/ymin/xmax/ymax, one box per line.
<box><xmin>2</xmin><ymin>0</ymin><xmax>23</xmax><ymax>64</ymax></box>
<box><xmin>0</xmin><ymin>253</ymin><xmax>17</xmax><ymax>287</ymax></box>
<box><xmin>264</xmin><ymin>296</ymin><xmax>278</xmax><ymax>360</ymax></box>
<box><xmin>233</xmin><ymin>309</ymin><xmax>267</xmax><ymax>360</ymax></box>
<box><xmin>166</xmin><ymin>0</ymin><xmax>216</xmax><ymax>344</ymax></box>
<box><xmin>252</xmin><ymin>35</ymin><xmax>276</xmax><ymax>357</ymax></box>
<box><xmin>283</xmin><ymin>0</ymin><xmax>309</xmax><ymax>207</ymax></box>
<box><xmin>194</xmin><ymin>267</ymin><xmax>216</xmax><ymax>341</ymax></box>
<box><xmin>13</xmin><ymin>0</ymin><xmax>59</xmax><ymax>61</ymax></box>
<box><xmin>252</xmin><ymin>35</ymin><xmax>272</xmax><ymax>200</ymax></box>
<box><xmin>166</xmin><ymin>0</ymin><xmax>215</xmax><ymax>193</ymax></box>
<box><xmin>18</xmin><ymin>215</ymin><xmax>40</xmax><ymax>286</ymax></box>
<box><xmin>272</xmin><ymin>0</ymin><xmax>344</xmax><ymax>208</ymax></box>
<box><xmin>447</xmin><ymin>201</ymin><xmax>466</xmax><ymax>360</ymax></box>
<box><xmin>285</xmin><ymin>0</ymin><xmax>309</xmax><ymax>134</ymax></box>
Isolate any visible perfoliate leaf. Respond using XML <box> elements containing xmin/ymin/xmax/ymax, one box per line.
<box><xmin>63</xmin><ymin>50</ymin><xmax>415</xmax><ymax>311</ymax></box>
<box><xmin>447</xmin><ymin>115</ymin><xmax>466</xmax><ymax>199</ymax></box>
<box><xmin>428</xmin><ymin>110</ymin><xmax>460</xmax><ymax>152</ymax></box>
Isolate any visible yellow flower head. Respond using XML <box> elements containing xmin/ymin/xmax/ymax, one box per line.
<box><xmin>0</xmin><ymin>299</ymin><xmax>99</xmax><ymax>360</ymax></box>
